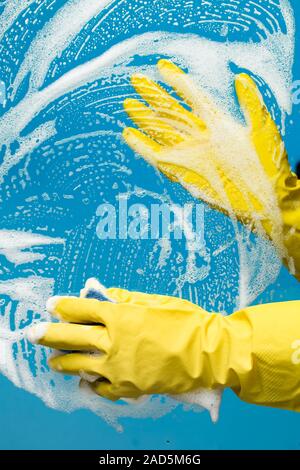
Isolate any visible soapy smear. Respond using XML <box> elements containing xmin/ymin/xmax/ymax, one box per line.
<box><xmin>0</xmin><ymin>0</ymin><xmax>294</xmax><ymax>429</ymax></box>
<box><xmin>0</xmin><ymin>229</ymin><xmax>64</xmax><ymax>265</ymax></box>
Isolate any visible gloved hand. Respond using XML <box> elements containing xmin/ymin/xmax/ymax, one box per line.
<box><xmin>27</xmin><ymin>288</ymin><xmax>300</xmax><ymax>412</ymax></box>
<box><xmin>123</xmin><ymin>60</ymin><xmax>300</xmax><ymax>279</ymax></box>
<box><xmin>79</xmin><ymin>277</ymin><xmax>221</xmax><ymax>422</ymax></box>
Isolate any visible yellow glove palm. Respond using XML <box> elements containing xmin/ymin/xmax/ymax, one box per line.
<box><xmin>123</xmin><ymin>60</ymin><xmax>300</xmax><ymax>279</ymax></box>
<box><xmin>27</xmin><ymin>289</ymin><xmax>300</xmax><ymax>412</ymax></box>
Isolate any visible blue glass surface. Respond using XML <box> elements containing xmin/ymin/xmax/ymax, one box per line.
<box><xmin>0</xmin><ymin>0</ymin><xmax>300</xmax><ymax>449</ymax></box>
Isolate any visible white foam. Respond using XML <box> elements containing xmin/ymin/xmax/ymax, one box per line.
<box><xmin>46</xmin><ymin>296</ymin><xmax>62</xmax><ymax>317</ymax></box>
<box><xmin>11</xmin><ymin>0</ymin><xmax>114</xmax><ymax>98</ymax></box>
<box><xmin>26</xmin><ymin>322</ymin><xmax>49</xmax><ymax>344</ymax></box>
<box><xmin>0</xmin><ymin>229</ymin><xmax>64</xmax><ymax>265</ymax></box>
<box><xmin>0</xmin><ymin>0</ymin><xmax>294</xmax><ymax>430</ymax></box>
<box><xmin>173</xmin><ymin>388</ymin><xmax>222</xmax><ymax>423</ymax></box>
<box><xmin>0</xmin><ymin>276</ymin><xmax>54</xmax><ymax>388</ymax></box>
<box><xmin>0</xmin><ymin>0</ymin><xmax>35</xmax><ymax>41</ymax></box>
<box><xmin>0</xmin><ymin>232</ymin><xmax>64</xmax><ymax>391</ymax></box>
<box><xmin>0</xmin><ymin>1</ymin><xmax>294</xmax><ymax>182</ymax></box>
<box><xmin>80</xmin><ymin>277</ymin><xmax>117</xmax><ymax>302</ymax></box>
<box><xmin>79</xmin><ymin>371</ymin><xmax>100</xmax><ymax>383</ymax></box>
<box><xmin>0</xmin><ymin>121</ymin><xmax>56</xmax><ymax>187</ymax></box>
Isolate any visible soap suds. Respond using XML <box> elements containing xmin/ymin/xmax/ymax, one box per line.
<box><xmin>0</xmin><ymin>0</ymin><xmax>294</xmax><ymax>430</ymax></box>
<box><xmin>26</xmin><ymin>322</ymin><xmax>49</xmax><ymax>345</ymax></box>
<box><xmin>0</xmin><ymin>230</ymin><xmax>64</xmax><ymax>265</ymax></box>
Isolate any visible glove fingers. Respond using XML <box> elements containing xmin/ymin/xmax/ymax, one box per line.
<box><xmin>158</xmin><ymin>164</ymin><xmax>224</xmax><ymax>208</ymax></box>
<box><xmin>123</xmin><ymin>98</ymin><xmax>186</xmax><ymax>145</ymax></box>
<box><xmin>235</xmin><ymin>73</ymin><xmax>267</xmax><ymax>132</ymax></box>
<box><xmin>235</xmin><ymin>73</ymin><xmax>289</xmax><ymax>179</ymax></box>
<box><xmin>157</xmin><ymin>59</ymin><xmax>221</xmax><ymax>124</ymax></box>
<box><xmin>221</xmin><ymin>174</ymin><xmax>260</xmax><ymax>219</ymax></box>
<box><xmin>123</xmin><ymin>122</ymin><xmax>261</xmax><ymax>222</ymax></box>
<box><xmin>106</xmin><ymin>287</ymin><xmax>163</xmax><ymax>304</ymax></box>
<box><xmin>27</xmin><ymin>322</ymin><xmax>110</xmax><ymax>353</ymax></box>
<box><xmin>145</xmin><ymin>140</ymin><xmax>253</xmax><ymax>216</ymax></box>
<box><xmin>88</xmin><ymin>379</ymin><xmax>120</xmax><ymax>401</ymax></box>
<box><xmin>46</xmin><ymin>296</ymin><xmax>110</xmax><ymax>324</ymax></box>
<box><xmin>122</xmin><ymin>127</ymin><xmax>180</xmax><ymax>183</ymax></box>
<box><xmin>48</xmin><ymin>352</ymin><xmax>106</xmax><ymax>377</ymax></box>
<box><xmin>131</xmin><ymin>73</ymin><xmax>206</xmax><ymax>133</ymax></box>
<box><xmin>123</xmin><ymin>122</ymin><xmax>251</xmax><ymax>219</ymax></box>
<box><xmin>206</xmin><ymin>161</ymin><xmax>265</xmax><ymax>221</ymax></box>
<box><xmin>106</xmin><ymin>287</ymin><xmax>176</xmax><ymax>305</ymax></box>
<box><xmin>105</xmin><ymin>287</ymin><xmax>138</xmax><ymax>303</ymax></box>
<box><xmin>122</xmin><ymin>127</ymin><xmax>162</xmax><ymax>166</ymax></box>
<box><xmin>170</xmin><ymin>162</ymin><xmax>263</xmax><ymax>223</ymax></box>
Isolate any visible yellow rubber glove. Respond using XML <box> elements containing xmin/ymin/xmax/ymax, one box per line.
<box><xmin>27</xmin><ymin>289</ymin><xmax>300</xmax><ymax>412</ymax></box>
<box><xmin>79</xmin><ymin>277</ymin><xmax>222</xmax><ymax>422</ymax></box>
<box><xmin>123</xmin><ymin>60</ymin><xmax>300</xmax><ymax>279</ymax></box>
